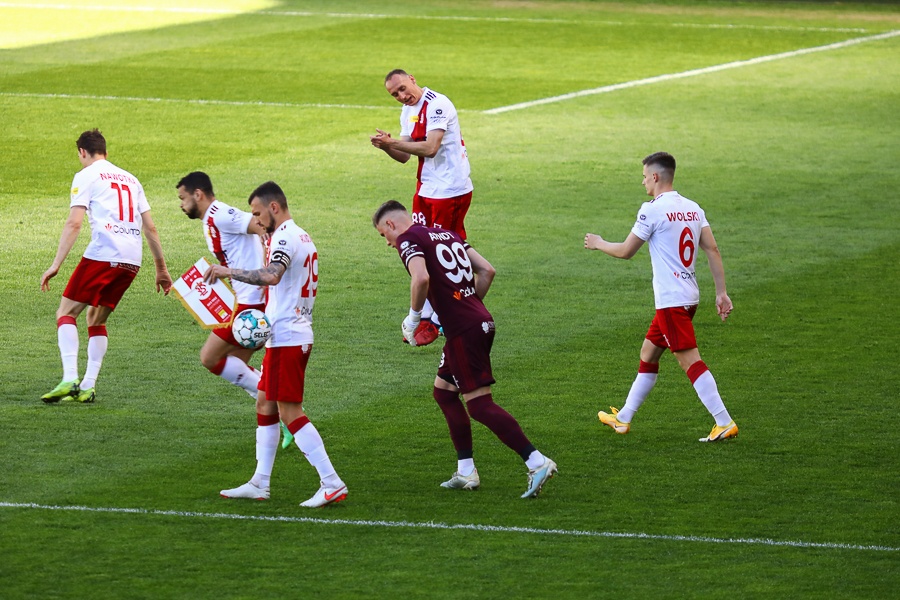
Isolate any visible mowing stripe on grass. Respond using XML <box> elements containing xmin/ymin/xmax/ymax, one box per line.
<box><xmin>484</xmin><ymin>30</ymin><xmax>900</xmax><ymax>114</ymax></box>
<box><xmin>0</xmin><ymin>92</ymin><xmax>387</xmax><ymax>111</ymax></box>
<box><xmin>4</xmin><ymin>30</ymin><xmax>897</xmax><ymax>115</ymax></box>
<box><xmin>2</xmin><ymin>502</ymin><xmax>896</xmax><ymax>553</ymax></box>
<box><xmin>0</xmin><ymin>3</ymin><xmax>872</xmax><ymax>32</ymax></box>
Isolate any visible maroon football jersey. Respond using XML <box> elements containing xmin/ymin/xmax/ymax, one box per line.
<box><xmin>396</xmin><ymin>224</ymin><xmax>493</xmax><ymax>338</ymax></box>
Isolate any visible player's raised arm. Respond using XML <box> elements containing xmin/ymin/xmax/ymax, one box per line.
<box><xmin>584</xmin><ymin>231</ymin><xmax>645</xmax><ymax>260</ymax></box>
<box><xmin>370</xmin><ymin>129</ymin><xmax>413</xmax><ymax>164</ymax></box>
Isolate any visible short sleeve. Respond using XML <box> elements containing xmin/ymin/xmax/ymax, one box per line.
<box><xmin>269</xmin><ymin>234</ymin><xmax>293</xmax><ymax>268</ymax></box>
<box><xmin>425</xmin><ymin>95</ymin><xmax>454</xmax><ymax>133</ymax></box>
<box><xmin>218</xmin><ymin>207</ymin><xmax>253</xmax><ymax>234</ymax></box>
<box><xmin>631</xmin><ymin>202</ymin><xmax>655</xmax><ymax>241</ymax></box>
<box><xmin>70</xmin><ymin>172</ymin><xmax>91</xmax><ymax>208</ymax></box>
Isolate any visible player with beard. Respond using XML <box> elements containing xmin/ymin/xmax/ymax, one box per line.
<box><xmin>206</xmin><ymin>181</ymin><xmax>347</xmax><ymax>507</ymax></box>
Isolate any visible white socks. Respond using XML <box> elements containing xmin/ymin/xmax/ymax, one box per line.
<box><xmin>58</xmin><ymin>323</ymin><xmax>79</xmax><ymax>381</ymax></box>
<box><xmin>693</xmin><ymin>370</ymin><xmax>732</xmax><ymax>427</ymax></box>
<box><xmin>525</xmin><ymin>450</ymin><xmax>546</xmax><ymax>471</ymax></box>
<box><xmin>617</xmin><ymin>372</ymin><xmax>658</xmax><ymax>423</ymax></box>
<box><xmin>251</xmin><ymin>423</ymin><xmax>279</xmax><ymax>489</ymax></box>
<box><xmin>218</xmin><ymin>356</ymin><xmax>261</xmax><ymax>395</ymax></box>
<box><xmin>80</xmin><ymin>335</ymin><xmax>108</xmax><ymax>390</ymax></box>
<box><xmin>457</xmin><ymin>458</ymin><xmax>475</xmax><ymax>476</ymax></box>
<box><xmin>294</xmin><ymin>422</ymin><xmax>342</xmax><ymax>489</ymax></box>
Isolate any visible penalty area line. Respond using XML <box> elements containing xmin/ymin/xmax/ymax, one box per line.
<box><xmin>1</xmin><ymin>502</ymin><xmax>897</xmax><ymax>553</ymax></box>
<box><xmin>484</xmin><ymin>29</ymin><xmax>900</xmax><ymax>114</ymax></box>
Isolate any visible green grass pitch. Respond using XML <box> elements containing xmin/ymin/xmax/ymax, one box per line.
<box><xmin>1</xmin><ymin>1</ymin><xmax>898</xmax><ymax>597</ymax></box>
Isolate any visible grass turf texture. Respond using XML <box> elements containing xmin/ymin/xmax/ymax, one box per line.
<box><xmin>1</xmin><ymin>0</ymin><xmax>899</xmax><ymax>597</ymax></box>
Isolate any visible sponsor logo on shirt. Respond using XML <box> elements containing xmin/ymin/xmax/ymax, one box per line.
<box><xmin>453</xmin><ymin>286</ymin><xmax>476</xmax><ymax>300</ymax></box>
<box><xmin>104</xmin><ymin>222</ymin><xmax>141</xmax><ymax>236</ymax></box>
<box><xmin>409</xmin><ymin>115</ymin><xmax>419</xmax><ymax>123</ymax></box>
<box><xmin>71</xmin><ymin>187</ymin><xmax>79</xmax><ymax>196</ymax></box>
<box><xmin>673</xmin><ymin>270</ymin><xmax>697</xmax><ymax>281</ymax></box>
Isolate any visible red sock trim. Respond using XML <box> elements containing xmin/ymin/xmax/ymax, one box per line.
<box><xmin>57</xmin><ymin>316</ymin><xmax>77</xmax><ymax>327</ymax></box>
<box><xmin>257</xmin><ymin>413</ymin><xmax>280</xmax><ymax>427</ymax></box>
<box><xmin>638</xmin><ymin>360</ymin><xmax>659</xmax><ymax>374</ymax></box>
<box><xmin>687</xmin><ymin>360</ymin><xmax>709</xmax><ymax>384</ymax></box>
<box><xmin>87</xmin><ymin>325</ymin><xmax>108</xmax><ymax>337</ymax></box>
<box><xmin>287</xmin><ymin>416</ymin><xmax>310</xmax><ymax>435</ymax></box>
<box><xmin>209</xmin><ymin>357</ymin><xmax>227</xmax><ymax>376</ymax></box>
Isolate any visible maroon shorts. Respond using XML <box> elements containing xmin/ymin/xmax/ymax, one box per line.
<box><xmin>437</xmin><ymin>321</ymin><xmax>496</xmax><ymax>394</ymax></box>
<box><xmin>258</xmin><ymin>344</ymin><xmax>311</xmax><ymax>403</ymax></box>
<box><xmin>646</xmin><ymin>305</ymin><xmax>699</xmax><ymax>352</ymax></box>
<box><xmin>216</xmin><ymin>302</ymin><xmax>266</xmax><ymax>347</ymax></box>
<box><xmin>63</xmin><ymin>257</ymin><xmax>139</xmax><ymax>309</ymax></box>
<box><xmin>412</xmin><ymin>191</ymin><xmax>472</xmax><ymax>240</ymax></box>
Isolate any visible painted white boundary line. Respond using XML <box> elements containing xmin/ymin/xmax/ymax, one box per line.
<box><xmin>0</xmin><ymin>3</ymin><xmax>871</xmax><ymax>32</ymax></box>
<box><xmin>484</xmin><ymin>29</ymin><xmax>900</xmax><ymax>114</ymax></box>
<box><xmin>0</xmin><ymin>92</ymin><xmax>387</xmax><ymax>111</ymax></box>
<box><xmin>2</xmin><ymin>502</ymin><xmax>897</xmax><ymax>552</ymax></box>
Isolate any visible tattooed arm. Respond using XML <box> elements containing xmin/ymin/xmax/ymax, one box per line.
<box><xmin>204</xmin><ymin>262</ymin><xmax>286</xmax><ymax>287</ymax></box>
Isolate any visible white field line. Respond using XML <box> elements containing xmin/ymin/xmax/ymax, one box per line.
<box><xmin>484</xmin><ymin>29</ymin><xmax>900</xmax><ymax>114</ymax></box>
<box><xmin>0</xmin><ymin>92</ymin><xmax>387</xmax><ymax>111</ymax></box>
<box><xmin>2</xmin><ymin>502</ymin><xmax>897</xmax><ymax>553</ymax></box>
<box><xmin>0</xmin><ymin>3</ymin><xmax>873</xmax><ymax>32</ymax></box>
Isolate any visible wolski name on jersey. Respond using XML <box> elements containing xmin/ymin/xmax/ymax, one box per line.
<box><xmin>666</xmin><ymin>211</ymin><xmax>701</xmax><ymax>222</ymax></box>
<box><xmin>429</xmin><ymin>231</ymin><xmax>454</xmax><ymax>241</ymax></box>
<box><xmin>99</xmin><ymin>172</ymin><xmax>138</xmax><ymax>185</ymax></box>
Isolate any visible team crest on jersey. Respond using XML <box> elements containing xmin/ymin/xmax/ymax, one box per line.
<box><xmin>400</xmin><ymin>241</ymin><xmax>410</xmax><ymax>250</ymax></box>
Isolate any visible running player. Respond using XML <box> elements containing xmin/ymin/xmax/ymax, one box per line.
<box><xmin>370</xmin><ymin>69</ymin><xmax>474</xmax><ymax>346</ymax></box>
<box><xmin>585</xmin><ymin>151</ymin><xmax>738</xmax><ymax>442</ymax></box>
<box><xmin>40</xmin><ymin>129</ymin><xmax>172</xmax><ymax>404</ymax></box>
<box><xmin>206</xmin><ymin>181</ymin><xmax>347</xmax><ymax>507</ymax></box>
<box><xmin>374</xmin><ymin>200</ymin><xmax>556</xmax><ymax>498</ymax></box>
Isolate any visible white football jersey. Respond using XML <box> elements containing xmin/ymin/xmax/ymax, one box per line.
<box><xmin>399</xmin><ymin>87</ymin><xmax>473</xmax><ymax>199</ymax></box>
<box><xmin>70</xmin><ymin>159</ymin><xmax>150</xmax><ymax>266</ymax></box>
<box><xmin>631</xmin><ymin>191</ymin><xmax>710</xmax><ymax>309</ymax></box>
<box><xmin>202</xmin><ymin>199</ymin><xmax>265</xmax><ymax>305</ymax></box>
<box><xmin>265</xmin><ymin>219</ymin><xmax>317</xmax><ymax>347</ymax></box>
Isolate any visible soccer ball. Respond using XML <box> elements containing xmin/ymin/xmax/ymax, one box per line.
<box><xmin>231</xmin><ymin>308</ymin><xmax>271</xmax><ymax>350</ymax></box>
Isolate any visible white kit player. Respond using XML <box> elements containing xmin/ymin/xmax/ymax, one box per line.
<box><xmin>370</xmin><ymin>69</ymin><xmax>474</xmax><ymax>346</ymax></box>
<box><xmin>584</xmin><ymin>152</ymin><xmax>738</xmax><ymax>442</ymax></box>
<box><xmin>40</xmin><ymin>129</ymin><xmax>172</xmax><ymax>404</ymax></box>
<box><xmin>176</xmin><ymin>171</ymin><xmax>266</xmax><ymax>399</ymax></box>
<box><xmin>205</xmin><ymin>181</ymin><xmax>347</xmax><ymax>508</ymax></box>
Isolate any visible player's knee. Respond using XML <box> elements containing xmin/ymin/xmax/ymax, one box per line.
<box><xmin>465</xmin><ymin>394</ymin><xmax>494</xmax><ymax>422</ymax></box>
<box><xmin>255</xmin><ymin>395</ymin><xmax>272</xmax><ymax>414</ymax></box>
<box><xmin>204</xmin><ymin>355</ymin><xmax>226</xmax><ymax>374</ymax></box>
